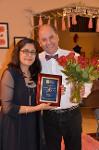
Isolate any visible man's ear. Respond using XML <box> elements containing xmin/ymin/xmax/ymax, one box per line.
<box><xmin>57</xmin><ymin>34</ymin><xmax>59</xmax><ymax>42</ymax></box>
<box><xmin>37</xmin><ymin>38</ymin><xmax>41</xmax><ymax>46</ymax></box>
<box><xmin>39</xmin><ymin>41</ymin><xmax>42</xmax><ymax>47</ymax></box>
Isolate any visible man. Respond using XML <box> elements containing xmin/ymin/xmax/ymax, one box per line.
<box><xmin>38</xmin><ymin>24</ymin><xmax>82</xmax><ymax>150</ymax></box>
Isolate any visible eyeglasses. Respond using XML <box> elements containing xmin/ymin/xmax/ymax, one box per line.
<box><xmin>20</xmin><ymin>49</ymin><xmax>37</xmax><ymax>56</ymax></box>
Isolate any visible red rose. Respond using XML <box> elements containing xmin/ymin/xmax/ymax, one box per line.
<box><xmin>57</xmin><ymin>56</ymin><xmax>67</xmax><ymax>67</ymax></box>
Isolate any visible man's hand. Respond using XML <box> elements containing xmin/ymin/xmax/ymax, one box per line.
<box><xmin>60</xmin><ymin>85</ymin><xmax>66</xmax><ymax>95</ymax></box>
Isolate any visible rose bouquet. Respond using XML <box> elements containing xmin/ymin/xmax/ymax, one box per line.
<box><xmin>57</xmin><ymin>52</ymin><xmax>99</xmax><ymax>103</ymax></box>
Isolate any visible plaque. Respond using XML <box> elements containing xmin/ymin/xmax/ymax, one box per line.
<box><xmin>36</xmin><ymin>73</ymin><xmax>62</xmax><ymax>106</ymax></box>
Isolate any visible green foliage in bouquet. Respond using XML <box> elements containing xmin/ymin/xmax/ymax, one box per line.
<box><xmin>57</xmin><ymin>52</ymin><xmax>99</xmax><ymax>103</ymax></box>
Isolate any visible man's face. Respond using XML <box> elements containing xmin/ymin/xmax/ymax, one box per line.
<box><xmin>39</xmin><ymin>26</ymin><xmax>59</xmax><ymax>55</ymax></box>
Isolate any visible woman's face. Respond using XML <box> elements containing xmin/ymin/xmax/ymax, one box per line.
<box><xmin>19</xmin><ymin>43</ymin><xmax>37</xmax><ymax>67</ymax></box>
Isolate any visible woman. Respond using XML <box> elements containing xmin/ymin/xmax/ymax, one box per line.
<box><xmin>0</xmin><ymin>38</ymin><xmax>50</xmax><ymax>150</ymax></box>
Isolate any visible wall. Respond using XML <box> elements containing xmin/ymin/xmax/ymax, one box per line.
<box><xmin>0</xmin><ymin>0</ymin><xmax>99</xmax><ymax>67</ymax></box>
<box><xmin>59</xmin><ymin>31</ymin><xmax>99</xmax><ymax>58</ymax></box>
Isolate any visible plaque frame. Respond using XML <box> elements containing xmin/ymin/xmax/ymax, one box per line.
<box><xmin>36</xmin><ymin>73</ymin><xmax>62</xmax><ymax>106</ymax></box>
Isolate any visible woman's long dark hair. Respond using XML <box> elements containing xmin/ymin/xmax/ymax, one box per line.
<box><xmin>8</xmin><ymin>37</ymin><xmax>42</xmax><ymax>81</ymax></box>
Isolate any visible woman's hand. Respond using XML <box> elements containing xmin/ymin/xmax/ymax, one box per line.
<box><xmin>38</xmin><ymin>103</ymin><xmax>56</xmax><ymax>110</ymax></box>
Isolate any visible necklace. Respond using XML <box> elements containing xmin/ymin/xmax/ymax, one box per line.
<box><xmin>22</xmin><ymin>72</ymin><xmax>36</xmax><ymax>88</ymax></box>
